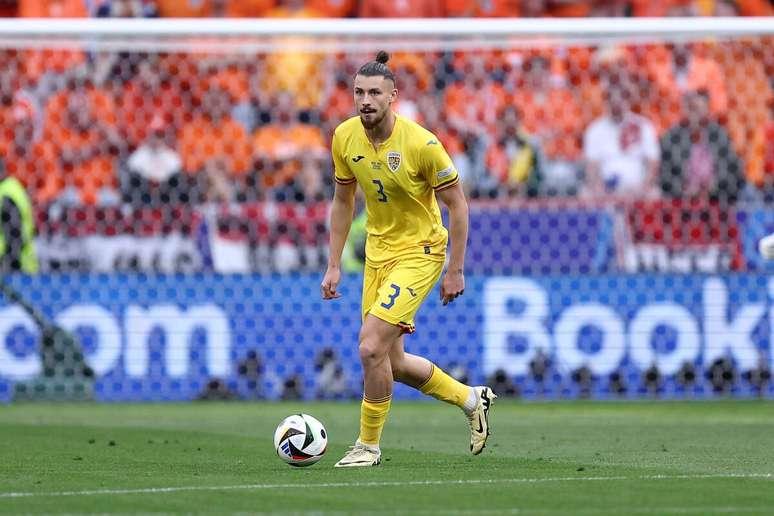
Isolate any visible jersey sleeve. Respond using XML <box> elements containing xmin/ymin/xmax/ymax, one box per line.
<box><xmin>331</xmin><ymin>131</ymin><xmax>356</xmax><ymax>185</ymax></box>
<box><xmin>420</xmin><ymin>136</ymin><xmax>459</xmax><ymax>191</ymax></box>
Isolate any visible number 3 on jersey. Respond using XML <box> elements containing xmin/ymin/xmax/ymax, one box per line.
<box><xmin>372</xmin><ymin>179</ymin><xmax>388</xmax><ymax>202</ymax></box>
<box><xmin>380</xmin><ymin>284</ymin><xmax>400</xmax><ymax>309</ymax></box>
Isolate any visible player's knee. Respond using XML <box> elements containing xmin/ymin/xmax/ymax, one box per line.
<box><xmin>358</xmin><ymin>336</ymin><xmax>387</xmax><ymax>366</ymax></box>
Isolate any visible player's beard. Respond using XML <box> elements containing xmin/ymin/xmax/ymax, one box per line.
<box><xmin>359</xmin><ymin>108</ymin><xmax>386</xmax><ymax>130</ymax></box>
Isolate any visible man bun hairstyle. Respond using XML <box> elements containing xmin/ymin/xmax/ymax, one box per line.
<box><xmin>356</xmin><ymin>50</ymin><xmax>396</xmax><ymax>85</ymax></box>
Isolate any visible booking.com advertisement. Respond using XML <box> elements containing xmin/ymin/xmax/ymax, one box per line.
<box><xmin>0</xmin><ymin>273</ymin><xmax>771</xmax><ymax>402</ymax></box>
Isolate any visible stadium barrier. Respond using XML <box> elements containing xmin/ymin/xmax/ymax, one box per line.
<box><xmin>0</xmin><ymin>273</ymin><xmax>771</xmax><ymax>402</ymax></box>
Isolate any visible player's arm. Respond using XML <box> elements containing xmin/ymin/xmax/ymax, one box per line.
<box><xmin>322</xmin><ymin>132</ymin><xmax>358</xmax><ymax>300</ymax></box>
<box><xmin>436</xmin><ymin>181</ymin><xmax>468</xmax><ymax>305</ymax></box>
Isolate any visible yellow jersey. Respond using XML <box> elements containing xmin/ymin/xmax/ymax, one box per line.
<box><xmin>331</xmin><ymin>114</ymin><xmax>460</xmax><ymax>265</ymax></box>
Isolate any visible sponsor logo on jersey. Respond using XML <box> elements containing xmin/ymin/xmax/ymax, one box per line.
<box><xmin>387</xmin><ymin>151</ymin><xmax>401</xmax><ymax>173</ymax></box>
<box><xmin>352</xmin><ymin>155</ymin><xmax>365</xmax><ymax>162</ymax></box>
<box><xmin>426</xmin><ymin>139</ymin><xmax>438</xmax><ymax>145</ymax></box>
<box><xmin>371</xmin><ymin>161</ymin><xmax>382</xmax><ymax>170</ymax></box>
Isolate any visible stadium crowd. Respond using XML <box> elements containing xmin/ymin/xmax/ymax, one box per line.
<box><xmin>3</xmin><ymin>0</ymin><xmax>773</xmax><ymax>18</ymax></box>
<box><xmin>0</xmin><ymin>1</ymin><xmax>771</xmax><ymax>275</ymax></box>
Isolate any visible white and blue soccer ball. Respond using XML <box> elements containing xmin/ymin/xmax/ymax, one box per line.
<box><xmin>273</xmin><ymin>413</ymin><xmax>328</xmax><ymax>467</ymax></box>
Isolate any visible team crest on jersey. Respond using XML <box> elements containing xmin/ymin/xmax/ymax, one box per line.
<box><xmin>387</xmin><ymin>151</ymin><xmax>401</xmax><ymax>173</ymax></box>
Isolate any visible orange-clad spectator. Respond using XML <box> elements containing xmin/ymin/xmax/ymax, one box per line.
<box><xmin>322</xmin><ymin>75</ymin><xmax>354</xmax><ymax>138</ymax></box>
<box><xmin>359</xmin><ymin>0</ymin><xmax>443</xmax><ymax>17</ymax></box>
<box><xmin>155</xmin><ymin>0</ymin><xmax>212</xmax><ymax>16</ymax></box>
<box><xmin>443</xmin><ymin>54</ymin><xmax>508</xmax><ymax>194</ymax></box>
<box><xmin>252</xmin><ymin>91</ymin><xmax>327</xmax><ymax>200</ymax></box>
<box><xmin>0</xmin><ymin>72</ymin><xmax>17</xmax><ymax>154</ymax></box>
<box><xmin>206</xmin><ymin>63</ymin><xmax>251</xmax><ymax>104</ymax></box>
<box><xmin>1</xmin><ymin>93</ymin><xmax>39</xmax><ymax>158</ymax></box>
<box><xmin>20</xmin><ymin>49</ymin><xmax>86</xmax><ymax>87</ymax></box>
<box><xmin>646</xmin><ymin>44</ymin><xmax>728</xmax><ymax>134</ymax></box>
<box><xmin>390</xmin><ymin>52</ymin><xmax>435</xmax><ymax>93</ymax></box>
<box><xmin>261</xmin><ymin>1</ymin><xmax>328</xmax><ymax>111</ymax></box>
<box><xmin>157</xmin><ymin>0</ymin><xmax>275</xmax><ymax>17</ymax></box>
<box><xmin>178</xmin><ymin>86</ymin><xmax>251</xmax><ymax>176</ymax></box>
<box><xmin>630</xmin><ymin>0</ymin><xmax>693</xmax><ymax>16</ymax></box>
<box><xmin>444</xmin><ymin>0</ymin><xmax>475</xmax><ymax>16</ymax></box>
<box><xmin>633</xmin><ymin>0</ymin><xmax>773</xmax><ymax>16</ymax></box>
<box><xmin>221</xmin><ymin>0</ymin><xmax>276</xmax><ymax>16</ymax></box>
<box><xmin>473</xmin><ymin>0</ymin><xmax>519</xmax><ymax>16</ymax></box>
<box><xmin>444</xmin><ymin>53</ymin><xmax>507</xmax><ymax>140</ymax></box>
<box><xmin>307</xmin><ymin>0</ymin><xmax>357</xmax><ymax>17</ymax></box>
<box><xmin>15</xmin><ymin>0</ymin><xmax>88</xmax><ymax>85</ymax></box>
<box><xmin>42</xmin><ymin>84</ymin><xmax>123</xmax><ymax>205</ymax></box>
<box><xmin>19</xmin><ymin>0</ymin><xmax>88</xmax><ymax>16</ymax></box>
<box><xmin>116</xmin><ymin>58</ymin><xmax>192</xmax><ymax>149</ymax></box>
<box><xmin>416</xmin><ymin>95</ymin><xmax>465</xmax><ymax>157</ymax></box>
<box><xmin>0</xmin><ymin>101</ymin><xmax>58</xmax><ymax>205</ymax></box>
<box><xmin>512</xmin><ymin>55</ymin><xmax>584</xmax><ymax>161</ymax></box>
<box><xmin>415</xmin><ymin>94</ymin><xmax>472</xmax><ymax>190</ymax></box>
<box><xmin>391</xmin><ymin>53</ymin><xmax>436</xmax><ymax>122</ymax></box>
<box><xmin>761</xmin><ymin>117</ymin><xmax>774</xmax><ymax>198</ymax></box>
<box><xmin>734</xmin><ymin>0</ymin><xmax>773</xmax><ymax>15</ymax></box>
<box><xmin>511</xmin><ymin>55</ymin><xmax>585</xmax><ymax>195</ymax></box>
<box><xmin>716</xmin><ymin>42</ymin><xmax>772</xmax><ymax>194</ymax></box>
<box><xmin>545</xmin><ymin>0</ymin><xmax>591</xmax><ymax>17</ymax></box>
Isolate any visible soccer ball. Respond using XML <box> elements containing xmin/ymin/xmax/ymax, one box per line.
<box><xmin>273</xmin><ymin>413</ymin><xmax>328</xmax><ymax>467</ymax></box>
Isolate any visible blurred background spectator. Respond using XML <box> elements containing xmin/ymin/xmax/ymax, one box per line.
<box><xmin>314</xmin><ymin>347</ymin><xmax>353</xmax><ymax>400</ymax></box>
<box><xmin>123</xmin><ymin>115</ymin><xmax>183</xmax><ymax>206</ymax></box>
<box><xmin>659</xmin><ymin>89</ymin><xmax>743</xmax><ymax>204</ymax></box>
<box><xmin>487</xmin><ymin>368</ymin><xmax>519</xmax><ymax>398</ymax></box>
<box><xmin>0</xmin><ymin>156</ymin><xmax>38</xmax><ymax>273</ymax></box>
<box><xmin>583</xmin><ymin>81</ymin><xmax>660</xmax><ymax>199</ymax></box>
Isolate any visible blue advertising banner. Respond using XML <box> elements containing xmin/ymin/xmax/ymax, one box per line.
<box><xmin>0</xmin><ymin>273</ymin><xmax>771</xmax><ymax>402</ymax></box>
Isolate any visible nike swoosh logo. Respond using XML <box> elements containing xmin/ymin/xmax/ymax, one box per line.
<box><xmin>353</xmin><ymin>155</ymin><xmax>365</xmax><ymax>162</ymax></box>
<box><xmin>481</xmin><ymin>389</ymin><xmax>490</xmax><ymax>410</ymax></box>
<box><xmin>476</xmin><ymin>415</ymin><xmax>484</xmax><ymax>433</ymax></box>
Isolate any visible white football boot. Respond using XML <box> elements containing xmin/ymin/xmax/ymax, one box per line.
<box><xmin>333</xmin><ymin>441</ymin><xmax>382</xmax><ymax>468</ymax></box>
<box><xmin>468</xmin><ymin>386</ymin><xmax>497</xmax><ymax>455</ymax></box>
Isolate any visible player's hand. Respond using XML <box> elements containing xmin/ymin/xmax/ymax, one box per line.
<box><xmin>321</xmin><ymin>266</ymin><xmax>342</xmax><ymax>300</ymax></box>
<box><xmin>440</xmin><ymin>269</ymin><xmax>464</xmax><ymax>306</ymax></box>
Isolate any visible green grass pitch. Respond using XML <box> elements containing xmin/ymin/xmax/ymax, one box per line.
<box><xmin>1</xmin><ymin>400</ymin><xmax>773</xmax><ymax>514</ymax></box>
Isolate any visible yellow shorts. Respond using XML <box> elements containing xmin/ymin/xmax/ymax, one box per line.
<box><xmin>362</xmin><ymin>255</ymin><xmax>444</xmax><ymax>334</ymax></box>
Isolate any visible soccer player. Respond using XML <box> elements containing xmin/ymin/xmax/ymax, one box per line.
<box><xmin>321</xmin><ymin>51</ymin><xmax>496</xmax><ymax>468</ymax></box>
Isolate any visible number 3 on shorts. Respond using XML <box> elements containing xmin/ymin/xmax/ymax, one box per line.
<box><xmin>380</xmin><ymin>284</ymin><xmax>400</xmax><ymax>309</ymax></box>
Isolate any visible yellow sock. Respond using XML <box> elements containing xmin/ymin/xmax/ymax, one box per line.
<box><xmin>419</xmin><ymin>364</ymin><xmax>471</xmax><ymax>408</ymax></box>
<box><xmin>358</xmin><ymin>395</ymin><xmax>392</xmax><ymax>446</ymax></box>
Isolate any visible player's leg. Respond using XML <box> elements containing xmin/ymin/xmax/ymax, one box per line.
<box><xmin>334</xmin><ymin>314</ymin><xmax>402</xmax><ymax>468</ymax></box>
<box><xmin>376</xmin><ymin>256</ymin><xmax>496</xmax><ymax>454</ymax></box>
<box><xmin>335</xmin><ymin>263</ymin><xmax>400</xmax><ymax>468</ymax></box>
<box><xmin>390</xmin><ymin>337</ymin><xmax>496</xmax><ymax>454</ymax></box>
<box><xmin>358</xmin><ymin>314</ymin><xmax>402</xmax><ymax>445</ymax></box>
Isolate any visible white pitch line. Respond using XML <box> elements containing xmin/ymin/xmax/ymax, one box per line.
<box><xmin>0</xmin><ymin>473</ymin><xmax>771</xmax><ymax>500</ymax></box>
<box><xmin>236</xmin><ymin>508</ymin><xmax>774</xmax><ymax>516</ymax></box>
